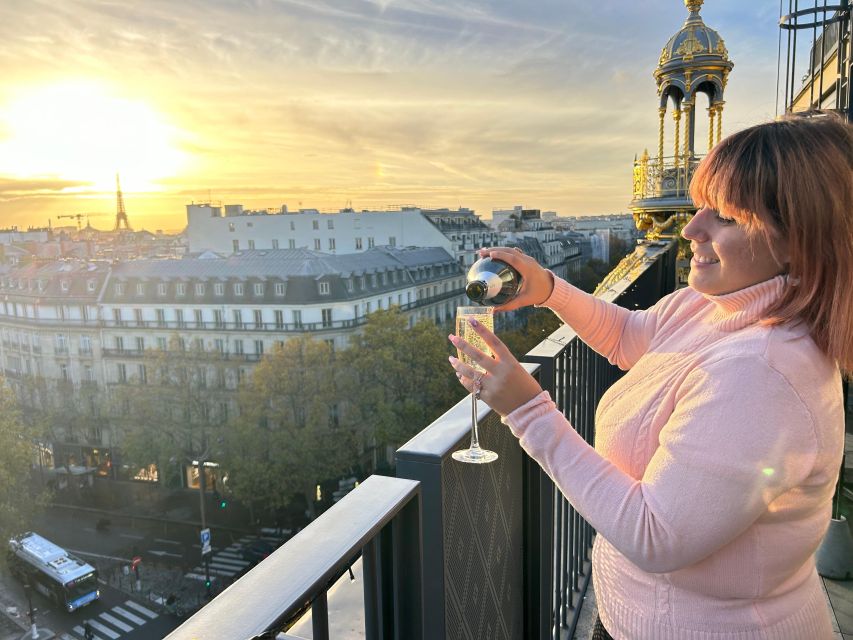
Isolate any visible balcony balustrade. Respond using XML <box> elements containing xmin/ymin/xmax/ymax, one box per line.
<box><xmin>166</xmin><ymin>241</ymin><xmax>678</xmax><ymax>640</ymax></box>
<box><xmin>631</xmin><ymin>154</ymin><xmax>703</xmax><ymax>203</ymax></box>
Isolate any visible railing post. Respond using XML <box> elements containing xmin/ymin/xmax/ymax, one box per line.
<box><xmin>522</xmin><ymin>354</ymin><xmax>557</xmax><ymax>639</ymax></box>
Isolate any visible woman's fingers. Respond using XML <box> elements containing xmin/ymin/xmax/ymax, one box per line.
<box><xmin>448</xmin><ymin>334</ymin><xmax>495</xmax><ymax>372</ymax></box>
<box><xmin>464</xmin><ymin>316</ymin><xmax>512</xmax><ymax>360</ymax></box>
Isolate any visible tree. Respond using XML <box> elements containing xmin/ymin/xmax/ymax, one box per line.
<box><xmin>0</xmin><ymin>379</ymin><xmax>47</xmax><ymax>551</ymax></box>
<box><xmin>222</xmin><ymin>337</ymin><xmax>357</xmax><ymax>520</ymax></box>
<box><xmin>117</xmin><ymin>336</ymin><xmax>228</xmax><ymax>489</ymax></box>
<box><xmin>500</xmin><ymin>308</ymin><xmax>563</xmax><ymax>358</ymax></box>
<box><xmin>342</xmin><ymin>308</ymin><xmax>464</xmax><ymax>458</ymax></box>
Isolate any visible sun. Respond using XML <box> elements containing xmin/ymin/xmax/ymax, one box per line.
<box><xmin>0</xmin><ymin>80</ymin><xmax>187</xmax><ymax>193</ymax></box>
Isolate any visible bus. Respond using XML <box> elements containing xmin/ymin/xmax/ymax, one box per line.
<box><xmin>7</xmin><ymin>532</ymin><xmax>100</xmax><ymax>612</ymax></box>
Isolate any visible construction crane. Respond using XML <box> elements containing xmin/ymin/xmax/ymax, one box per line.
<box><xmin>56</xmin><ymin>213</ymin><xmax>86</xmax><ymax>231</ymax></box>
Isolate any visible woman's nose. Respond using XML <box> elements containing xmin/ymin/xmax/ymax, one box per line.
<box><xmin>682</xmin><ymin>209</ymin><xmax>709</xmax><ymax>242</ymax></box>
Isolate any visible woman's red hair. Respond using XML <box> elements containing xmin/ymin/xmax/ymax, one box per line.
<box><xmin>690</xmin><ymin>112</ymin><xmax>853</xmax><ymax>373</ymax></box>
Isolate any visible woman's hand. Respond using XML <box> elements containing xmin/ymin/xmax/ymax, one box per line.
<box><xmin>478</xmin><ymin>246</ymin><xmax>554</xmax><ymax>311</ymax></box>
<box><xmin>448</xmin><ymin>316</ymin><xmax>543</xmax><ymax>417</ymax></box>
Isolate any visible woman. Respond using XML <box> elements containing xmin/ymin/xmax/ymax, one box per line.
<box><xmin>449</xmin><ymin>114</ymin><xmax>852</xmax><ymax>639</ymax></box>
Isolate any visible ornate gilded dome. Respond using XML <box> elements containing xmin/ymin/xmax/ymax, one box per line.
<box><xmin>654</xmin><ymin>0</ymin><xmax>733</xmax><ymax>104</ymax></box>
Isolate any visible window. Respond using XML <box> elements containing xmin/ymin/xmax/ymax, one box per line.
<box><xmin>214</xmin><ymin>282</ymin><xmax>224</xmax><ymax>296</ymax></box>
<box><xmin>155</xmin><ymin>309</ymin><xmax>166</xmax><ymax>327</ymax></box>
<box><xmin>328</xmin><ymin>403</ymin><xmax>339</xmax><ymax>428</ymax></box>
<box><xmin>87</xmin><ymin>279</ymin><xmax>97</xmax><ymax>292</ymax></box>
<box><xmin>312</xmin><ymin>220</ymin><xmax>319</xmax><ymax>230</ymax></box>
<box><xmin>370</xmin><ymin>274</ymin><xmax>377</xmax><ymax>287</ymax></box>
<box><xmin>136</xmin><ymin>283</ymin><xmax>145</xmax><ymax>296</ymax></box>
<box><xmin>346</xmin><ymin>279</ymin><xmax>354</xmax><ymax>293</ymax></box>
<box><xmin>360</xmin><ymin>276</ymin><xmax>366</xmax><ymax>290</ymax></box>
<box><xmin>368</xmin><ymin>237</ymin><xmax>375</xmax><ymax>248</ymax></box>
<box><xmin>253</xmin><ymin>283</ymin><xmax>264</xmax><ymax>296</ymax></box>
<box><xmin>232</xmin><ymin>239</ymin><xmax>239</xmax><ymax>252</ymax></box>
<box><xmin>274</xmin><ymin>310</ymin><xmax>284</xmax><ymax>329</ymax></box>
<box><xmin>355</xmin><ymin>237</ymin><xmax>363</xmax><ymax>250</ymax></box>
<box><xmin>234</xmin><ymin>339</ymin><xmax>244</xmax><ymax>355</ymax></box>
<box><xmin>328</xmin><ymin>238</ymin><xmax>336</xmax><ymax>250</ymax></box>
<box><xmin>389</xmin><ymin>236</ymin><xmax>396</xmax><ymax>247</ymax></box>
<box><xmin>253</xmin><ymin>309</ymin><xmax>263</xmax><ymax>328</ymax></box>
<box><xmin>321</xmin><ymin>308</ymin><xmax>333</xmax><ymax>327</ymax></box>
<box><xmin>290</xmin><ymin>221</ymin><xmax>296</xmax><ymax>231</ymax></box>
<box><xmin>157</xmin><ymin>282</ymin><xmax>167</xmax><ymax>296</ymax></box>
<box><xmin>234</xmin><ymin>283</ymin><xmax>244</xmax><ymax>296</ymax></box>
<box><xmin>215</xmin><ymin>339</ymin><xmax>225</xmax><ymax>354</ymax></box>
<box><xmin>115</xmin><ymin>282</ymin><xmax>125</xmax><ymax>296</ymax></box>
<box><xmin>229</xmin><ymin>222</ymin><xmax>236</xmax><ymax>232</ymax></box>
<box><xmin>327</xmin><ymin>219</ymin><xmax>334</xmax><ymax>229</ymax></box>
<box><xmin>272</xmin><ymin>239</ymin><xmax>279</xmax><ymax>249</ymax></box>
<box><xmin>233</xmin><ymin>310</ymin><xmax>243</xmax><ymax>329</ymax></box>
<box><xmin>59</xmin><ymin>363</ymin><xmax>69</xmax><ymax>382</ymax></box>
<box><xmin>213</xmin><ymin>309</ymin><xmax>224</xmax><ymax>329</ymax></box>
<box><xmin>138</xmin><ymin>364</ymin><xmax>147</xmax><ymax>384</ymax></box>
<box><xmin>318</xmin><ymin>281</ymin><xmax>330</xmax><ymax>295</ymax></box>
<box><xmin>288</xmin><ymin>239</ymin><xmax>296</xmax><ymax>249</ymax></box>
<box><xmin>83</xmin><ymin>365</ymin><xmax>93</xmax><ymax>383</ymax></box>
<box><xmin>176</xmin><ymin>308</ymin><xmax>185</xmax><ymax>328</ymax></box>
<box><xmin>176</xmin><ymin>282</ymin><xmax>186</xmax><ymax>296</ymax></box>
<box><xmin>117</xmin><ymin>363</ymin><xmax>127</xmax><ymax>383</ymax></box>
<box><xmin>195</xmin><ymin>283</ymin><xmax>205</xmax><ymax>296</ymax></box>
<box><xmin>248</xmin><ymin>240</ymin><xmax>255</xmax><ymax>250</ymax></box>
<box><xmin>157</xmin><ymin>337</ymin><xmax>167</xmax><ymax>350</ymax></box>
<box><xmin>113</xmin><ymin>308</ymin><xmax>123</xmax><ymax>326</ymax></box>
<box><xmin>135</xmin><ymin>337</ymin><xmax>145</xmax><ymax>352</ymax></box>
<box><xmin>80</xmin><ymin>335</ymin><xmax>92</xmax><ymax>354</ymax></box>
<box><xmin>193</xmin><ymin>337</ymin><xmax>203</xmax><ymax>352</ymax></box>
<box><xmin>292</xmin><ymin>310</ymin><xmax>302</xmax><ymax>328</ymax></box>
<box><xmin>314</xmin><ymin>239</ymin><xmax>321</xmax><ymax>250</ymax></box>
<box><xmin>254</xmin><ymin>340</ymin><xmax>264</xmax><ymax>356</ymax></box>
<box><xmin>381</xmin><ymin>272</ymin><xmax>387</xmax><ymax>285</ymax></box>
<box><xmin>134</xmin><ymin>308</ymin><xmax>144</xmax><ymax>326</ymax></box>
<box><xmin>55</xmin><ymin>334</ymin><xmax>68</xmax><ymax>353</ymax></box>
<box><xmin>115</xmin><ymin>336</ymin><xmax>125</xmax><ymax>352</ymax></box>
<box><xmin>274</xmin><ymin>282</ymin><xmax>286</xmax><ymax>296</ymax></box>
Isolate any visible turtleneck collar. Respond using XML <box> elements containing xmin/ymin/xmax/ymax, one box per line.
<box><xmin>699</xmin><ymin>274</ymin><xmax>787</xmax><ymax>331</ymax></box>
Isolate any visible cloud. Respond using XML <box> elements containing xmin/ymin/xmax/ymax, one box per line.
<box><xmin>0</xmin><ymin>177</ymin><xmax>92</xmax><ymax>198</ymax></box>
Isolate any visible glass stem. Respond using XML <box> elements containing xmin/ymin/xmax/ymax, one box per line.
<box><xmin>469</xmin><ymin>391</ymin><xmax>482</xmax><ymax>451</ymax></box>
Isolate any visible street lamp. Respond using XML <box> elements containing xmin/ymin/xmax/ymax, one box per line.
<box><xmin>23</xmin><ymin>581</ymin><xmax>38</xmax><ymax>640</ymax></box>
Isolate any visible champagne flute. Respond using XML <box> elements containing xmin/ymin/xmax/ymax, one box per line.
<box><xmin>452</xmin><ymin>306</ymin><xmax>499</xmax><ymax>464</ymax></box>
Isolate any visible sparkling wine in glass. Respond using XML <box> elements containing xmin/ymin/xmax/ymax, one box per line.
<box><xmin>452</xmin><ymin>306</ymin><xmax>499</xmax><ymax>464</ymax></box>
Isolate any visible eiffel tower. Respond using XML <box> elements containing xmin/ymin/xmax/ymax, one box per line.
<box><xmin>114</xmin><ymin>173</ymin><xmax>132</xmax><ymax>231</ymax></box>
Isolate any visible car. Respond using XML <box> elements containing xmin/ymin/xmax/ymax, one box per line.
<box><xmin>240</xmin><ymin>539</ymin><xmax>277</xmax><ymax>564</ymax></box>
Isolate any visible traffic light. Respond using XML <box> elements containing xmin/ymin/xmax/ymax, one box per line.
<box><xmin>213</xmin><ymin>490</ymin><xmax>228</xmax><ymax>509</ymax></box>
<box><xmin>204</xmin><ymin>578</ymin><xmax>212</xmax><ymax>589</ymax></box>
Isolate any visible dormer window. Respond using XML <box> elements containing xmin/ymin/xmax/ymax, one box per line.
<box><xmin>214</xmin><ymin>283</ymin><xmax>224</xmax><ymax>296</ymax></box>
<box><xmin>157</xmin><ymin>282</ymin><xmax>167</xmax><ymax>296</ymax></box>
<box><xmin>60</xmin><ymin>280</ymin><xmax>70</xmax><ymax>292</ymax></box>
<box><xmin>195</xmin><ymin>283</ymin><xmax>205</xmax><ymax>296</ymax></box>
<box><xmin>274</xmin><ymin>282</ymin><xmax>286</xmax><ymax>296</ymax></box>
<box><xmin>253</xmin><ymin>283</ymin><xmax>264</xmax><ymax>296</ymax></box>
<box><xmin>115</xmin><ymin>283</ymin><xmax>125</xmax><ymax>296</ymax></box>
<box><xmin>234</xmin><ymin>283</ymin><xmax>244</xmax><ymax>296</ymax></box>
<box><xmin>176</xmin><ymin>282</ymin><xmax>187</xmax><ymax>296</ymax></box>
<box><xmin>37</xmin><ymin>280</ymin><xmax>45</xmax><ymax>292</ymax></box>
<box><xmin>87</xmin><ymin>279</ymin><xmax>96</xmax><ymax>292</ymax></box>
<box><xmin>136</xmin><ymin>283</ymin><xmax>145</xmax><ymax>296</ymax></box>
<box><xmin>318</xmin><ymin>281</ymin><xmax>330</xmax><ymax>295</ymax></box>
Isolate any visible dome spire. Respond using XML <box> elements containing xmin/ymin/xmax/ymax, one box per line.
<box><xmin>685</xmin><ymin>0</ymin><xmax>704</xmax><ymax>13</ymax></box>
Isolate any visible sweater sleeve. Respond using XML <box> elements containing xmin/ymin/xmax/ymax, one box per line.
<box><xmin>504</xmin><ymin>356</ymin><xmax>819</xmax><ymax>573</ymax></box>
<box><xmin>541</xmin><ymin>276</ymin><xmax>662</xmax><ymax>370</ymax></box>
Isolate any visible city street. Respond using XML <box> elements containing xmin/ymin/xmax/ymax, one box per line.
<box><xmin>3</xmin><ymin>508</ymin><xmax>291</xmax><ymax>639</ymax></box>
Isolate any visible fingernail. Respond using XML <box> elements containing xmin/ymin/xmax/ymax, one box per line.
<box><xmin>456</xmin><ymin>372</ymin><xmax>462</xmax><ymax>379</ymax></box>
<box><xmin>469</xmin><ymin>318</ymin><xmax>479</xmax><ymax>327</ymax></box>
<box><xmin>448</xmin><ymin>334</ymin><xmax>459</xmax><ymax>344</ymax></box>
<box><xmin>448</xmin><ymin>355</ymin><xmax>457</xmax><ymax>364</ymax></box>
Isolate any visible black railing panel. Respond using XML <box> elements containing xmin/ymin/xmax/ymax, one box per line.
<box><xmin>396</xmin><ymin>397</ymin><xmax>525</xmax><ymax>640</ymax></box>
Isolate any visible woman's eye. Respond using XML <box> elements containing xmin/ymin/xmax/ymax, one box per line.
<box><xmin>714</xmin><ymin>212</ymin><xmax>736</xmax><ymax>224</ymax></box>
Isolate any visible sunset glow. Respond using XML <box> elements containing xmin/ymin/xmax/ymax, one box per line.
<box><xmin>0</xmin><ymin>81</ymin><xmax>186</xmax><ymax>193</ymax></box>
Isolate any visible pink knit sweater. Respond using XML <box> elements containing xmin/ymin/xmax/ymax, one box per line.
<box><xmin>504</xmin><ymin>275</ymin><xmax>844</xmax><ymax>639</ymax></box>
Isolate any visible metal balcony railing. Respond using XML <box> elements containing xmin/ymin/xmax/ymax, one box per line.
<box><xmin>166</xmin><ymin>241</ymin><xmax>679</xmax><ymax>640</ymax></box>
<box><xmin>631</xmin><ymin>154</ymin><xmax>703</xmax><ymax>202</ymax></box>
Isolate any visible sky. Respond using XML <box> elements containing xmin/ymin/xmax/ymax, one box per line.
<box><xmin>0</xmin><ymin>0</ymin><xmax>787</xmax><ymax>232</ymax></box>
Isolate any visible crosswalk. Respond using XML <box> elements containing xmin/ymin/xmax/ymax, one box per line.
<box><xmin>62</xmin><ymin>600</ymin><xmax>158</xmax><ymax>640</ymax></box>
<box><xmin>185</xmin><ymin>534</ymin><xmax>286</xmax><ymax>581</ymax></box>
